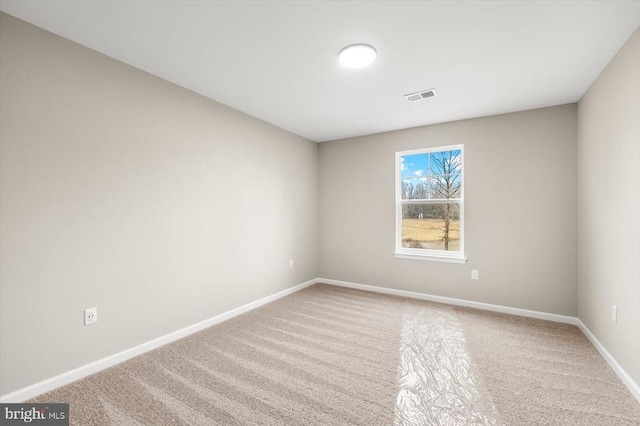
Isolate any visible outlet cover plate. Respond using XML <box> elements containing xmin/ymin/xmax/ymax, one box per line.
<box><xmin>84</xmin><ymin>307</ymin><xmax>97</xmax><ymax>325</ymax></box>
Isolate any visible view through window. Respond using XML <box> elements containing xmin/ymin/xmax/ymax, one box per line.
<box><xmin>396</xmin><ymin>145</ymin><xmax>464</xmax><ymax>261</ymax></box>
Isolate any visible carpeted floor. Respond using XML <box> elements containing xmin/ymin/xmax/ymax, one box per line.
<box><xmin>31</xmin><ymin>284</ymin><xmax>640</xmax><ymax>425</ymax></box>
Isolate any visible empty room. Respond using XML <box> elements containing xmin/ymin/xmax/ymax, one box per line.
<box><xmin>0</xmin><ymin>1</ymin><xmax>639</xmax><ymax>425</ymax></box>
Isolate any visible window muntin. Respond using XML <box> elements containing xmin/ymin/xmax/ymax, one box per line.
<box><xmin>396</xmin><ymin>145</ymin><xmax>465</xmax><ymax>262</ymax></box>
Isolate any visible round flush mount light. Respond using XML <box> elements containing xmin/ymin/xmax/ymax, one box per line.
<box><xmin>338</xmin><ymin>44</ymin><xmax>377</xmax><ymax>68</ymax></box>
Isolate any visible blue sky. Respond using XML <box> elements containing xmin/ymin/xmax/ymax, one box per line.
<box><xmin>400</xmin><ymin>150</ymin><xmax>461</xmax><ymax>179</ymax></box>
<box><xmin>401</xmin><ymin>153</ymin><xmax>429</xmax><ymax>179</ymax></box>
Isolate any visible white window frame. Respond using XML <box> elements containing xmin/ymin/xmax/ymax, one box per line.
<box><xmin>394</xmin><ymin>144</ymin><xmax>467</xmax><ymax>263</ymax></box>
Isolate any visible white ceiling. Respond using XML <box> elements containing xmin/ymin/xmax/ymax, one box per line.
<box><xmin>1</xmin><ymin>1</ymin><xmax>639</xmax><ymax>142</ymax></box>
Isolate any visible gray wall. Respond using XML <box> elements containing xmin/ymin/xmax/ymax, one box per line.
<box><xmin>577</xmin><ymin>28</ymin><xmax>640</xmax><ymax>385</ymax></box>
<box><xmin>0</xmin><ymin>13</ymin><xmax>318</xmax><ymax>396</ymax></box>
<box><xmin>319</xmin><ymin>104</ymin><xmax>577</xmax><ymax>316</ymax></box>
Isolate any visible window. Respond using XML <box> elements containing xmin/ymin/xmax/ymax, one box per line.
<box><xmin>395</xmin><ymin>145</ymin><xmax>466</xmax><ymax>263</ymax></box>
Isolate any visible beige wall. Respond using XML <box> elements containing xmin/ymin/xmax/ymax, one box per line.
<box><xmin>319</xmin><ymin>104</ymin><xmax>577</xmax><ymax>316</ymax></box>
<box><xmin>0</xmin><ymin>13</ymin><xmax>318</xmax><ymax>396</ymax></box>
<box><xmin>577</xmin><ymin>28</ymin><xmax>640</xmax><ymax>385</ymax></box>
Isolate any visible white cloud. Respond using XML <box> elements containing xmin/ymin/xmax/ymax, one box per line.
<box><xmin>414</xmin><ymin>170</ymin><xmax>424</xmax><ymax>176</ymax></box>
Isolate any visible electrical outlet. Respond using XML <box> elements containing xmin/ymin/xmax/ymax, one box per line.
<box><xmin>289</xmin><ymin>259</ymin><xmax>294</xmax><ymax>269</ymax></box>
<box><xmin>612</xmin><ymin>305</ymin><xmax>617</xmax><ymax>323</ymax></box>
<box><xmin>471</xmin><ymin>270</ymin><xmax>479</xmax><ymax>280</ymax></box>
<box><xmin>84</xmin><ymin>307</ymin><xmax>97</xmax><ymax>326</ymax></box>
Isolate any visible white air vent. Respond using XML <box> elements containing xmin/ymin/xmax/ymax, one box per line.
<box><xmin>405</xmin><ymin>89</ymin><xmax>438</xmax><ymax>103</ymax></box>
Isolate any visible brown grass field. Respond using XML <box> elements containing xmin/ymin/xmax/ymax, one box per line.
<box><xmin>402</xmin><ymin>218</ymin><xmax>460</xmax><ymax>250</ymax></box>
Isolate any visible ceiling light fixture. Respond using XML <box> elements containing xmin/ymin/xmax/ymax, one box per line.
<box><xmin>338</xmin><ymin>44</ymin><xmax>377</xmax><ymax>68</ymax></box>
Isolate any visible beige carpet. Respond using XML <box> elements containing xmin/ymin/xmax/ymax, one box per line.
<box><xmin>31</xmin><ymin>284</ymin><xmax>640</xmax><ymax>425</ymax></box>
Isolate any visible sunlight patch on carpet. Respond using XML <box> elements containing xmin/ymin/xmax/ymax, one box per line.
<box><xmin>395</xmin><ymin>306</ymin><xmax>503</xmax><ymax>426</ymax></box>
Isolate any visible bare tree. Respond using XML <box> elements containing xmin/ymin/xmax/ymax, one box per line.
<box><xmin>430</xmin><ymin>151</ymin><xmax>462</xmax><ymax>250</ymax></box>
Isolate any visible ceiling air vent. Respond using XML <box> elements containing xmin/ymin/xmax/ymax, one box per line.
<box><xmin>405</xmin><ymin>89</ymin><xmax>437</xmax><ymax>103</ymax></box>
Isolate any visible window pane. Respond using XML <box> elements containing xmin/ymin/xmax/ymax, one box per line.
<box><xmin>400</xmin><ymin>153</ymin><xmax>428</xmax><ymax>178</ymax></box>
<box><xmin>429</xmin><ymin>149</ymin><xmax>462</xmax><ymax>199</ymax></box>
<box><xmin>401</xmin><ymin>178</ymin><xmax>430</xmax><ymax>199</ymax></box>
<box><xmin>402</xmin><ymin>203</ymin><xmax>460</xmax><ymax>251</ymax></box>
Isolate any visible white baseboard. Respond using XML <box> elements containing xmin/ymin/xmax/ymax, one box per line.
<box><xmin>577</xmin><ymin>319</ymin><xmax>640</xmax><ymax>403</ymax></box>
<box><xmin>4</xmin><ymin>277</ymin><xmax>638</xmax><ymax>406</ymax></box>
<box><xmin>319</xmin><ymin>277</ymin><xmax>640</xmax><ymax>403</ymax></box>
<box><xmin>319</xmin><ymin>278</ymin><xmax>579</xmax><ymax>325</ymax></box>
<box><xmin>0</xmin><ymin>278</ymin><xmax>319</xmax><ymax>403</ymax></box>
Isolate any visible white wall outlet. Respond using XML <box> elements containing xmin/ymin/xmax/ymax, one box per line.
<box><xmin>289</xmin><ymin>259</ymin><xmax>294</xmax><ymax>269</ymax></box>
<box><xmin>612</xmin><ymin>305</ymin><xmax>617</xmax><ymax>323</ymax></box>
<box><xmin>471</xmin><ymin>270</ymin><xmax>479</xmax><ymax>280</ymax></box>
<box><xmin>84</xmin><ymin>307</ymin><xmax>98</xmax><ymax>326</ymax></box>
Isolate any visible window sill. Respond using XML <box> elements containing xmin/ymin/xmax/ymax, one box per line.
<box><xmin>394</xmin><ymin>252</ymin><xmax>468</xmax><ymax>264</ymax></box>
